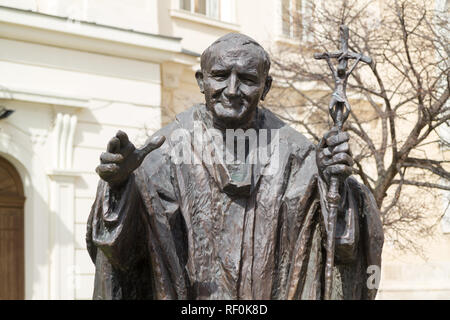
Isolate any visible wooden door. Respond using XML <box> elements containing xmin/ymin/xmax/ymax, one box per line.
<box><xmin>0</xmin><ymin>156</ymin><xmax>25</xmax><ymax>300</ymax></box>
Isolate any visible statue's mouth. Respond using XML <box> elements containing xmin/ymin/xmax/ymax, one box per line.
<box><xmin>218</xmin><ymin>98</ymin><xmax>244</xmax><ymax>110</ymax></box>
<box><xmin>221</xmin><ymin>103</ymin><xmax>239</xmax><ymax>109</ymax></box>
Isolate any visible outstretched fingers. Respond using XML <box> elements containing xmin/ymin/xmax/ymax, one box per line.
<box><xmin>116</xmin><ymin>130</ymin><xmax>135</xmax><ymax>157</ymax></box>
<box><xmin>116</xmin><ymin>130</ymin><xmax>129</xmax><ymax>147</ymax></box>
<box><xmin>107</xmin><ymin>137</ymin><xmax>120</xmax><ymax>153</ymax></box>
<box><xmin>136</xmin><ymin>135</ymin><xmax>166</xmax><ymax>162</ymax></box>
<box><xmin>96</xmin><ymin>163</ymin><xmax>120</xmax><ymax>180</ymax></box>
<box><xmin>100</xmin><ymin>152</ymin><xmax>124</xmax><ymax>164</ymax></box>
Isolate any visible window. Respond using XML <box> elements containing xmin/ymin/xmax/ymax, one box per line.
<box><xmin>179</xmin><ymin>0</ymin><xmax>234</xmax><ymax>23</ymax></box>
<box><xmin>282</xmin><ymin>0</ymin><xmax>301</xmax><ymax>39</ymax></box>
<box><xmin>281</xmin><ymin>0</ymin><xmax>312</xmax><ymax>41</ymax></box>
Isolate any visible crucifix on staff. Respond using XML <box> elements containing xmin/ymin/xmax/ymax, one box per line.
<box><xmin>314</xmin><ymin>25</ymin><xmax>372</xmax><ymax>300</ymax></box>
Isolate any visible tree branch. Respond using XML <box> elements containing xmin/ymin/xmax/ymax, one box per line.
<box><xmin>392</xmin><ymin>179</ymin><xmax>450</xmax><ymax>191</ymax></box>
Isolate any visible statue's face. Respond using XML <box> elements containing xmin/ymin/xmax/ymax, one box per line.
<box><xmin>197</xmin><ymin>45</ymin><xmax>271</xmax><ymax>129</ymax></box>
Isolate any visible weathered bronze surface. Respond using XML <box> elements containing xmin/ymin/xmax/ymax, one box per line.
<box><xmin>86</xmin><ymin>33</ymin><xmax>384</xmax><ymax>300</ymax></box>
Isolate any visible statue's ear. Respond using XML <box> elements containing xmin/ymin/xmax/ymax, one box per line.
<box><xmin>195</xmin><ymin>70</ymin><xmax>205</xmax><ymax>94</ymax></box>
<box><xmin>261</xmin><ymin>75</ymin><xmax>272</xmax><ymax>101</ymax></box>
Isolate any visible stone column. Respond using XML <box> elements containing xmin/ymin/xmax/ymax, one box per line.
<box><xmin>47</xmin><ymin>112</ymin><xmax>79</xmax><ymax>299</ymax></box>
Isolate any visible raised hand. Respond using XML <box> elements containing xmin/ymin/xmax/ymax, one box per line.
<box><xmin>96</xmin><ymin>130</ymin><xmax>165</xmax><ymax>189</ymax></box>
<box><xmin>317</xmin><ymin>127</ymin><xmax>353</xmax><ymax>186</ymax></box>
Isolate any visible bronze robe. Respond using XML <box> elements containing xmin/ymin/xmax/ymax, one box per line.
<box><xmin>86</xmin><ymin>104</ymin><xmax>384</xmax><ymax>300</ymax></box>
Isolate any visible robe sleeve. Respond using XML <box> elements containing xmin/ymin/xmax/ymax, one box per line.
<box><xmin>85</xmin><ymin>125</ymin><xmax>187</xmax><ymax>299</ymax></box>
<box><xmin>317</xmin><ymin>176</ymin><xmax>384</xmax><ymax>299</ymax></box>
<box><xmin>86</xmin><ymin>174</ymin><xmax>153</xmax><ymax>299</ymax></box>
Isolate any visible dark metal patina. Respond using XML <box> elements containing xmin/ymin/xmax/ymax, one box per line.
<box><xmin>87</xmin><ymin>32</ymin><xmax>383</xmax><ymax>300</ymax></box>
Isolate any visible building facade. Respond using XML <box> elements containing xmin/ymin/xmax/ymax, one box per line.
<box><xmin>0</xmin><ymin>0</ymin><xmax>448</xmax><ymax>299</ymax></box>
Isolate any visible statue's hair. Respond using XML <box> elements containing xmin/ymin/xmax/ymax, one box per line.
<box><xmin>200</xmin><ymin>33</ymin><xmax>271</xmax><ymax>76</ymax></box>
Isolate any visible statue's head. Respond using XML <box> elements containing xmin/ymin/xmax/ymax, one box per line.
<box><xmin>196</xmin><ymin>33</ymin><xmax>272</xmax><ymax>129</ymax></box>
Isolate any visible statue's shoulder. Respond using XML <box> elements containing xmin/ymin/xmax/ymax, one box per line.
<box><xmin>259</xmin><ymin>107</ymin><xmax>315</xmax><ymax>150</ymax></box>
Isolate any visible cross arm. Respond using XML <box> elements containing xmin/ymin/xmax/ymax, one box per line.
<box><xmin>314</xmin><ymin>51</ymin><xmax>372</xmax><ymax>65</ymax></box>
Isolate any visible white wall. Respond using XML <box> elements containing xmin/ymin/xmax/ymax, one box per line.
<box><xmin>0</xmin><ymin>0</ymin><xmax>160</xmax><ymax>34</ymax></box>
<box><xmin>0</xmin><ymin>36</ymin><xmax>162</xmax><ymax>299</ymax></box>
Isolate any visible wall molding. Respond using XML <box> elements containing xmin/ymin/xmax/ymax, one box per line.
<box><xmin>0</xmin><ymin>5</ymin><xmax>198</xmax><ymax>65</ymax></box>
<box><xmin>0</xmin><ymin>86</ymin><xmax>89</xmax><ymax>109</ymax></box>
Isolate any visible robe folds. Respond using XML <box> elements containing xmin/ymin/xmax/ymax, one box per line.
<box><xmin>86</xmin><ymin>104</ymin><xmax>384</xmax><ymax>300</ymax></box>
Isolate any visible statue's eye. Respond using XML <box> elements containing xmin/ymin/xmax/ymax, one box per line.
<box><xmin>241</xmin><ymin>75</ymin><xmax>257</xmax><ymax>85</ymax></box>
<box><xmin>211</xmin><ymin>72</ymin><xmax>228</xmax><ymax>80</ymax></box>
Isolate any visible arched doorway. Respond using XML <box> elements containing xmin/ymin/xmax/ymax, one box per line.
<box><xmin>0</xmin><ymin>156</ymin><xmax>25</xmax><ymax>299</ymax></box>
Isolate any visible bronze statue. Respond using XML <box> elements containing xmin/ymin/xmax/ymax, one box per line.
<box><xmin>86</xmin><ymin>32</ymin><xmax>383</xmax><ymax>300</ymax></box>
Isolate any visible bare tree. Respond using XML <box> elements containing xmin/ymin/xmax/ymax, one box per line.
<box><xmin>267</xmin><ymin>0</ymin><xmax>449</xmax><ymax>253</ymax></box>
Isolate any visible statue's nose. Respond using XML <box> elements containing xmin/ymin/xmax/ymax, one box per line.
<box><xmin>225</xmin><ymin>73</ymin><xmax>239</xmax><ymax>97</ymax></box>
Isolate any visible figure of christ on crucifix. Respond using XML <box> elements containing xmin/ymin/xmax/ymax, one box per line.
<box><xmin>314</xmin><ymin>25</ymin><xmax>372</xmax><ymax>128</ymax></box>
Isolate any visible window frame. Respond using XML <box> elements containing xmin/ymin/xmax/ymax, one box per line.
<box><xmin>282</xmin><ymin>0</ymin><xmax>302</xmax><ymax>39</ymax></box>
<box><xmin>179</xmin><ymin>0</ymin><xmax>222</xmax><ymax>21</ymax></box>
<box><xmin>280</xmin><ymin>0</ymin><xmax>313</xmax><ymax>42</ymax></box>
